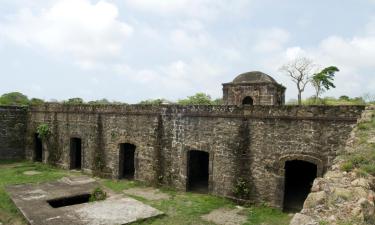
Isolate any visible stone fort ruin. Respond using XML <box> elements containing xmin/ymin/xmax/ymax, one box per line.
<box><xmin>0</xmin><ymin>71</ymin><xmax>364</xmax><ymax>211</ymax></box>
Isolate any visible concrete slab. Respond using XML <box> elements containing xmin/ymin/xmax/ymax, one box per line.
<box><xmin>6</xmin><ymin>176</ymin><xmax>163</xmax><ymax>225</ymax></box>
<box><xmin>201</xmin><ymin>207</ymin><xmax>247</xmax><ymax>225</ymax></box>
<box><xmin>123</xmin><ymin>187</ymin><xmax>170</xmax><ymax>201</ymax></box>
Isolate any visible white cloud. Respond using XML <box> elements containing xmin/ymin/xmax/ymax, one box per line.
<box><xmin>265</xmin><ymin>22</ymin><xmax>375</xmax><ymax>99</ymax></box>
<box><xmin>254</xmin><ymin>28</ymin><xmax>290</xmax><ymax>52</ymax></box>
<box><xmin>0</xmin><ymin>0</ymin><xmax>133</xmax><ymax>67</ymax></box>
<box><xmin>124</xmin><ymin>0</ymin><xmax>251</xmax><ymax>21</ymax></box>
<box><xmin>114</xmin><ymin>59</ymin><xmax>226</xmax><ymax>100</ymax></box>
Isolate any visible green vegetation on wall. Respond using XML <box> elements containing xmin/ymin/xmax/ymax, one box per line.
<box><xmin>36</xmin><ymin>124</ymin><xmax>51</xmax><ymax>139</ymax></box>
<box><xmin>340</xmin><ymin>109</ymin><xmax>375</xmax><ymax>176</ymax></box>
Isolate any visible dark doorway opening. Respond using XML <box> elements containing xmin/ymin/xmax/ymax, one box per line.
<box><xmin>242</xmin><ymin>96</ymin><xmax>254</xmax><ymax>106</ymax></box>
<box><xmin>283</xmin><ymin>160</ymin><xmax>317</xmax><ymax>212</ymax></box>
<box><xmin>47</xmin><ymin>194</ymin><xmax>91</xmax><ymax>208</ymax></box>
<box><xmin>119</xmin><ymin>143</ymin><xmax>136</xmax><ymax>179</ymax></box>
<box><xmin>70</xmin><ymin>138</ymin><xmax>82</xmax><ymax>170</ymax></box>
<box><xmin>34</xmin><ymin>133</ymin><xmax>43</xmax><ymax>162</ymax></box>
<box><xmin>187</xmin><ymin>150</ymin><xmax>209</xmax><ymax>193</ymax></box>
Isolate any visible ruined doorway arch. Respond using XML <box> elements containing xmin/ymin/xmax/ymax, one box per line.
<box><xmin>119</xmin><ymin>143</ymin><xmax>136</xmax><ymax>179</ymax></box>
<box><xmin>283</xmin><ymin>160</ymin><xmax>317</xmax><ymax>212</ymax></box>
<box><xmin>242</xmin><ymin>96</ymin><xmax>254</xmax><ymax>106</ymax></box>
<box><xmin>187</xmin><ymin>150</ymin><xmax>209</xmax><ymax>193</ymax></box>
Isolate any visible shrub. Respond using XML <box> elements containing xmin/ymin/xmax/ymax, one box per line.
<box><xmin>89</xmin><ymin>187</ymin><xmax>107</xmax><ymax>202</ymax></box>
<box><xmin>233</xmin><ymin>178</ymin><xmax>250</xmax><ymax>199</ymax></box>
<box><xmin>341</xmin><ymin>161</ymin><xmax>353</xmax><ymax>172</ymax></box>
<box><xmin>36</xmin><ymin>124</ymin><xmax>51</xmax><ymax>139</ymax></box>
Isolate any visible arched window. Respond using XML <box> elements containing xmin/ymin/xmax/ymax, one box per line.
<box><xmin>242</xmin><ymin>96</ymin><xmax>254</xmax><ymax>106</ymax></box>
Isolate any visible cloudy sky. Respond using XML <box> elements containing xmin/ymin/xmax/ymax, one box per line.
<box><xmin>0</xmin><ymin>0</ymin><xmax>374</xmax><ymax>103</ymax></box>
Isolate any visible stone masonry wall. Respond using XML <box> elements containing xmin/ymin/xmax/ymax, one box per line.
<box><xmin>0</xmin><ymin>106</ymin><xmax>27</xmax><ymax>159</ymax></box>
<box><xmin>223</xmin><ymin>83</ymin><xmax>285</xmax><ymax>105</ymax></box>
<box><xmin>290</xmin><ymin>106</ymin><xmax>375</xmax><ymax>225</ymax></box>
<box><xmin>25</xmin><ymin>104</ymin><xmax>364</xmax><ymax>208</ymax></box>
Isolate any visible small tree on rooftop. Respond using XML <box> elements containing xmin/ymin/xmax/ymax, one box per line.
<box><xmin>312</xmin><ymin>66</ymin><xmax>339</xmax><ymax>103</ymax></box>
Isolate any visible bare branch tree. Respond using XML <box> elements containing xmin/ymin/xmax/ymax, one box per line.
<box><xmin>279</xmin><ymin>57</ymin><xmax>316</xmax><ymax>105</ymax></box>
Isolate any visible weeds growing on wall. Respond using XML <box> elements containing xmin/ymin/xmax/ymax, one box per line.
<box><xmin>36</xmin><ymin>124</ymin><xmax>51</xmax><ymax>139</ymax></box>
<box><xmin>233</xmin><ymin>177</ymin><xmax>251</xmax><ymax>199</ymax></box>
<box><xmin>340</xmin><ymin>109</ymin><xmax>375</xmax><ymax>176</ymax></box>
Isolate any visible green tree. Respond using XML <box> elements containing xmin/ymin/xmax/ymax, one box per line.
<box><xmin>30</xmin><ymin>98</ymin><xmax>45</xmax><ymax>105</ymax></box>
<box><xmin>312</xmin><ymin>66</ymin><xmax>339</xmax><ymax>102</ymax></box>
<box><xmin>212</xmin><ymin>98</ymin><xmax>223</xmax><ymax>105</ymax></box>
<box><xmin>64</xmin><ymin>98</ymin><xmax>84</xmax><ymax>105</ymax></box>
<box><xmin>0</xmin><ymin>92</ymin><xmax>29</xmax><ymax>106</ymax></box>
<box><xmin>178</xmin><ymin>93</ymin><xmax>214</xmax><ymax>105</ymax></box>
<box><xmin>339</xmin><ymin>95</ymin><xmax>350</xmax><ymax>101</ymax></box>
<box><xmin>88</xmin><ymin>98</ymin><xmax>111</xmax><ymax>105</ymax></box>
<box><xmin>138</xmin><ymin>99</ymin><xmax>166</xmax><ymax>105</ymax></box>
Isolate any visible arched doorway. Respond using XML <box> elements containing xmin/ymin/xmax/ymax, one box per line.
<box><xmin>283</xmin><ymin>160</ymin><xmax>317</xmax><ymax>212</ymax></box>
<box><xmin>187</xmin><ymin>150</ymin><xmax>209</xmax><ymax>193</ymax></box>
<box><xmin>119</xmin><ymin>143</ymin><xmax>136</xmax><ymax>179</ymax></box>
<box><xmin>242</xmin><ymin>96</ymin><xmax>254</xmax><ymax>105</ymax></box>
<box><xmin>34</xmin><ymin>133</ymin><xmax>43</xmax><ymax>162</ymax></box>
<box><xmin>70</xmin><ymin>138</ymin><xmax>82</xmax><ymax>170</ymax></box>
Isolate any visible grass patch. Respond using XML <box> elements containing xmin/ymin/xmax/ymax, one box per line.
<box><xmin>104</xmin><ymin>180</ymin><xmax>291</xmax><ymax>225</ymax></box>
<box><xmin>245</xmin><ymin>206</ymin><xmax>291</xmax><ymax>225</ymax></box>
<box><xmin>0</xmin><ymin>161</ymin><xmax>73</xmax><ymax>224</ymax></box>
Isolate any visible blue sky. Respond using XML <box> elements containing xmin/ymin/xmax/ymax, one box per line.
<box><xmin>0</xmin><ymin>0</ymin><xmax>374</xmax><ymax>103</ymax></box>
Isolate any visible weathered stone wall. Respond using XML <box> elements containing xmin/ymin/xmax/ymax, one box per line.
<box><xmin>25</xmin><ymin>104</ymin><xmax>364</xmax><ymax>208</ymax></box>
<box><xmin>223</xmin><ymin>83</ymin><xmax>285</xmax><ymax>105</ymax></box>
<box><xmin>0</xmin><ymin>106</ymin><xmax>27</xmax><ymax>159</ymax></box>
<box><xmin>290</xmin><ymin>106</ymin><xmax>375</xmax><ymax>225</ymax></box>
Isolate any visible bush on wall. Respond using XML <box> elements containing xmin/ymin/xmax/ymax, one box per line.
<box><xmin>36</xmin><ymin>123</ymin><xmax>51</xmax><ymax>139</ymax></box>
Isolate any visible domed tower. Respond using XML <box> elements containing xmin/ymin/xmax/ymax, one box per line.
<box><xmin>222</xmin><ymin>71</ymin><xmax>286</xmax><ymax>106</ymax></box>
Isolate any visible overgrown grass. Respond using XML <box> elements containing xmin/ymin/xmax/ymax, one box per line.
<box><xmin>244</xmin><ymin>206</ymin><xmax>291</xmax><ymax>225</ymax></box>
<box><xmin>103</xmin><ymin>180</ymin><xmax>292</xmax><ymax>225</ymax></box>
<box><xmin>0</xmin><ymin>161</ymin><xmax>291</xmax><ymax>225</ymax></box>
<box><xmin>340</xmin><ymin>109</ymin><xmax>375</xmax><ymax>176</ymax></box>
<box><xmin>0</xmin><ymin>160</ymin><xmax>75</xmax><ymax>224</ymax></box>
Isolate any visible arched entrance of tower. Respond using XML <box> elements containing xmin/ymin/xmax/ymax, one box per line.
<box><xmin>242</xmin><ymin>96</ymin><xmax>254</xmax><ymax>106</ymax></box>
<box><xmin>187</xmin><ymin>150</ymin><xmax>209</xmax><ymax>193</ymax></box>
<box><xmin>119</xmin><ymin>143</ymin><xmax>136</xmax><ymax>179</ymax></box>
<box><xmin>283</xmin><ymin>160</ymin><xmax>317</xmax><ymax>212</ymax></box>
